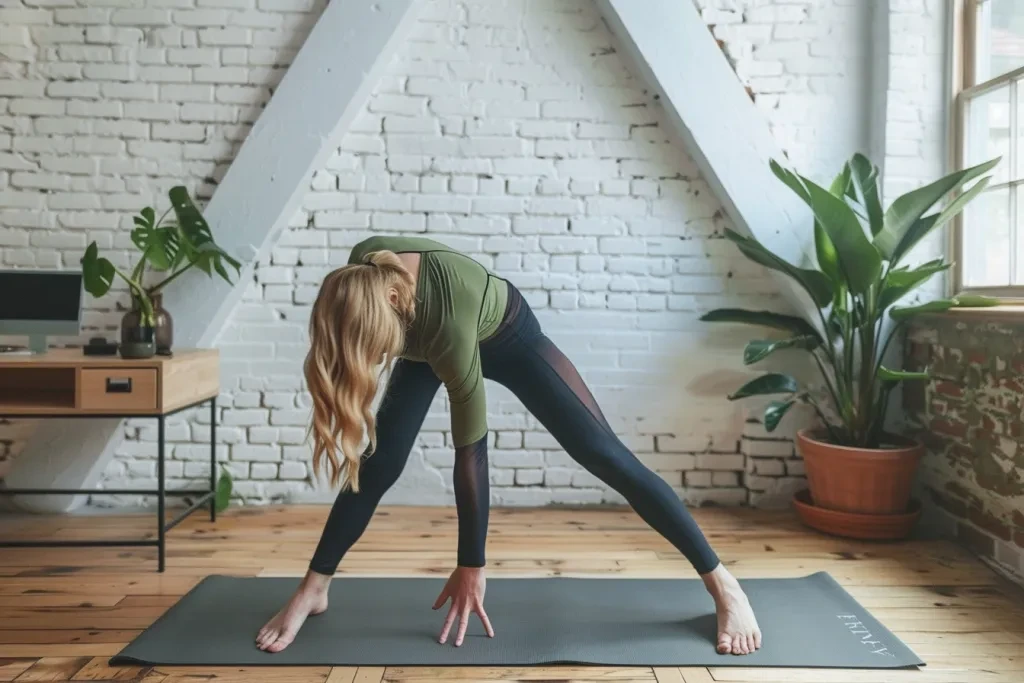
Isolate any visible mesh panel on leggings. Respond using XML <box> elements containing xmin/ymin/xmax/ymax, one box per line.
<box><xmin>533</xmin><ymin>336</ymin><xmax>613</xmax><ymax>434</ymax></box>
<box><xmin>453</xmin><ymin>435</ymin><xmax>489</xmax><ymax>567</ymax></box>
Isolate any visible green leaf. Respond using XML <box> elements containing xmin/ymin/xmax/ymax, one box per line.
<box><xmin>814</xmin><ymin>220</ymin><xmax>842</xmax><ymax>286</ymax></box>
<box><xmin>770</xmin><ymin>158</ymin><xmax>811</xmax><ymax>202</ymax></box>
<box><xmin>798</xmin><ymin>174</ymin><xmax>882</xmax><ymax>294</ymax></box>
<box><xmin>829</xmin><ymin>163</ymin><xmax>852</xmax><ymax>198</ymax></box>
<box><xmin>890</xmin><ymin>299</ymin><xmax>955</xmax><ymax>319</ymax></box>
<box><xmin>878</xmin><ymin>366</ymin><xmax>930</xmax><ymax>382</ymax></box>
<box><xmin>724</xmin><ymin>229</ymin><xmax>834</xmax><ymax>307</ymax></box>
<box><xmin>954</xmin><ymin>294</ymin><xmax>1001</xmax><ymax>307</ymax></box>
<box><xmin>877</xmin><ymin>259</ymin><xmax>951</xmax><ymax>310</ymax></box>
<box><xmin>166</xmin><ymin>186</ymin><xmax>240</xmax><ymax>284</ymax></box>
<box><xmin>215</xmin><ymin>468</ymin><xmax>233</xmax><ymax>513</ymax></box>
<box><xmin>213</xmin><ymin>258</ymin><xmax>230</xmax><ymax>283</ymax></box>
<box><xmin>764</xmin><ymin>399</ymin><xmax>796</xmax><ymax>432</ymax></box>
<box><xmin>728</xmin><ymin>373</ymin><xmax>799</xmax><ymax>400</ymax></box>
<box><xmin>743</xmin><ymin>335</ymin><xmax>820</xmax><ymax>365</ymax></box>
<box><xmin>849</xmin><ymin>153</ymin><xmax>883</xmax><ymax>236</ymax></box>
<box><xmin>875</xmin><ymin>157</ymin><xmax>1001</xmax><ymax>259</ymax></box>
<box><xmin>130</xmin><ymin>225</ymin><xmax>177</xmax><ymax>271</ymax></box>
<box><xmin>699</xmin><ymin>308</ymin><xmax>822</xmax><ymax>340</ymax></box>
<box><xmin>890</xmin><ymin>176</ymin><xmax>992</xmax><ymax>266</ymax></box>
<box><xmin>169</xmin><ymin>186</ymin><xmax>213</xmax><ymax>246</ymax></box>
<box><xmin>890</xmin><ymin>294</ymin><xmax>1001</xmax><ymax>320</ymax></box>
<box><xmin>80</xmin><ymin>242</ymin><xmax>115</xmax><ymax>298</ymax></box>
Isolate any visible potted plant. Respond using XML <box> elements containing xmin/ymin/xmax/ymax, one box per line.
<box><xmin>81</xmin><ymin>186</ymin><xmax>240</xmax><ymax>358</ymax></box>
<box><xmin>701</xmin><ymin>153</ymin><xmax>1000</xmax><ymax>537</ymax></box>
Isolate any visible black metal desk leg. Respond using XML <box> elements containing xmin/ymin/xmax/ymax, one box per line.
<box><xmin>157</xmin><ymin>415</ymin><xmax>166</xmax><ymax>573</ymax></box>
<box><xmin>210</xmin><ymin>396</ymin><xmax>217</xmax><ymax>522</ymax></box>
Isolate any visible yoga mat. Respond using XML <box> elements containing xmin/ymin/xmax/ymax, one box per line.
<box><xmin>111</xmin><ymin>573</ymin><xmax>922</xmax><ymax>668</ymax></box>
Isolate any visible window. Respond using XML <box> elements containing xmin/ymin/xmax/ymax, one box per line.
<box><xmin>956</xmin><ymin>0</ymin><xmax>1024</xmax><ymax>293</ymax></box>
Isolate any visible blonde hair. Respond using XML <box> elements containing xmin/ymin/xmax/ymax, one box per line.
<box><xmin>304</xmin><ymin>250</ymin><xmax>416</xmax><ymax>491</ymax></box>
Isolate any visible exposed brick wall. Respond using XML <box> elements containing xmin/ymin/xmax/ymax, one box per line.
<box><xmin>906</xmin><ymin>316</ymin><xmax>1024</xmax><ymax>583</ymax></box>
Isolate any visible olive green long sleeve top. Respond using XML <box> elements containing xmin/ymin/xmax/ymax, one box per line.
<box><xmin>348</xmin><ymin>235</ymin><xmax>508</xmax><ymax>448</ymax></box>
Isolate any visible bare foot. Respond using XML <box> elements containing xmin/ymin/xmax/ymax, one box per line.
<box><xmin>256</xmin><ymin>571</ymin><xmax>330</xmax><ymax>653</ymax></box>
<box><xmin>702</xmin><ymin>564</ymin><xmax>762</xmax><ymax>656</ymax></box>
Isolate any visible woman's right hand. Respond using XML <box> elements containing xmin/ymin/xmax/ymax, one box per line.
<box><xmin>432</xmin><ymin>565</ymin><xmax>495</xmax><ymax>647</ymax></box>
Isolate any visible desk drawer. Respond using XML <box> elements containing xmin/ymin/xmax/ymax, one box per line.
<box><xmin>80</xmin><ymin>368</ymin><xmax>158</xmax><ymax>412</ymax></box>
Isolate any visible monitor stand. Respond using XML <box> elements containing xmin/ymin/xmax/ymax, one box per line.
<box><xmin>28</xmin><ymin>334</ymin><xmax>48</xmax><ymax>355</ymax></box>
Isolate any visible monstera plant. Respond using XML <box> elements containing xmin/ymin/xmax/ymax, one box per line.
<box><xmin>701</xmin><ymin>154</ymin><xmax>1000</xmax><ymax>530</ymax></box>
<box><xmin>81</xmin><ymin>186</ymin><xmax>239</xmax><ymax>354</ymax></box>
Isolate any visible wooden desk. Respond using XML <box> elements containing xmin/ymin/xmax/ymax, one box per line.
<box><xmin>0</xmin><ymin>348</ymin><xmax>220</xmax><ymax>572</ymax></box>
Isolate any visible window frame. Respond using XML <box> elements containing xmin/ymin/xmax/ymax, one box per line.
<box><xmin>952</xmin><ymin>0</ymin><xmax>1024</xmax><ymax>296</ymax></box>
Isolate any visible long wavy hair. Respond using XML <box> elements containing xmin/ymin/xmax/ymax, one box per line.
<box><xmin>304</xmin><ymin>250</ymin><xmax>416</xmax><ymax>491</ymax></box>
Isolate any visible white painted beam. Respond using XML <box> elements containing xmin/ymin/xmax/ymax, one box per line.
<box><xmin>6</xmin><ymin>0</ymin><xmax>422</xmax><ymax>512</ymax></box>
<box><xmin>597</xmin><ymin>0</ymin><xmax>816</xmax><ymax>310</ymax></box>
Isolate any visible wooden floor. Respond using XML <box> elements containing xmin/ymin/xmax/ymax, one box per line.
<box><xmin>0</xmin><ymin>505</ymin><xmax>1022</xmax><ymax>683</ymax></box>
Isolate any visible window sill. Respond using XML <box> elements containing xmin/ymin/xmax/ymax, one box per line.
<box><xmin>917</xmin><ymin>305</ymin><xmax>1024</xmax><ymax>322</ymax></box>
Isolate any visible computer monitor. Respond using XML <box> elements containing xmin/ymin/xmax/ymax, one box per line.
<box><xmin>0</xmin><ymin>269</ymin><xmax>84</xmax><ymax>353</ymax></box>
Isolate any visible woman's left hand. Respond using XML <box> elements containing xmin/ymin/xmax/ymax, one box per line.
<box><xmin>432</xmin><ymin>566</ymin><xmax>495</xmax><ymax>646</ymax></box>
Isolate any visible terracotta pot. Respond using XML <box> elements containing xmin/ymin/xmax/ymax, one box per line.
<box><xmin>792</xmin><ymin>489</ymin><xmax>921</xmax><ymax>540</ymax></box>
<box><xmin>796</xmin><ymin>429</ymin><xmax>924</xmax><ymax>515</ymax></box>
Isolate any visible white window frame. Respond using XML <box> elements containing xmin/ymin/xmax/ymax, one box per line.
<box><xmin>952</xmin><ymin>0</ymin><xmax>1024</xmax><ymax>296</ymax></box>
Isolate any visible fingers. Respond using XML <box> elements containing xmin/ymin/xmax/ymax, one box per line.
<box><xmin>438</xmin><ymin>603</ymin><xmax>458</xmax><ymax>644</ymax></box>
<box><xmin>432</xmin><ymin>588</ymin><xmax>449</xmax><ymax>611</ymax></box>
<box><xmin>475</xmin><ymin>601</ymin><xmax>495</xmax><ymax>638</ymax></box>
<box><xmin>454</xmin><ymin>605</ymin><xmax>470</xmax><ymax>647</ymax></box>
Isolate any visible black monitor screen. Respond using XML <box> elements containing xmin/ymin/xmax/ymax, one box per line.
<box><xmin>0</xmin><ymin>271</ymin><xmax>82</xmax><ymax>321</ymax></box>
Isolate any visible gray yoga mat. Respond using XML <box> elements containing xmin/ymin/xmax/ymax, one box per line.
<box><xmin>111</xmin><ymin>573</ymin><xmax>922</xmax><ymax>669</ymax></box>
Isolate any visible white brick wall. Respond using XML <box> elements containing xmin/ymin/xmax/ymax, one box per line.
<box><xmin>169</xmin><ymin>0</ymin><xmax>807</xmax><ymax>508</ymax></box>
<box><xmin>694</xmin><ymin>0</ymin><xmax>873</xmax><ymax>175</ymax></box>
<box><xmin>883</xmin><ymin>0</ymin><xmax>949</xmax><ymax>302</ymax></box>
<box><xmin>0</xmin><ymin>0</ymin><xmax>325</xmax><ymax>479</ymax></box>
<box><xmin>2</xmin><ymin>0</ymin><xmax>913</xmax><ymax>510</ymax></box>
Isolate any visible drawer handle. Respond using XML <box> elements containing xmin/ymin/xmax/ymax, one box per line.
<box><xmin>106</xmin><ymin>377</ymin><xmax>133</xmax><ymax>393</ymax></box>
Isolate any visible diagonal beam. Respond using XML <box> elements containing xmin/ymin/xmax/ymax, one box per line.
<box><xmin>597</xmin><ymin>0</ymin><xmax>816</xmax><ymax>310</ymax></box>
<box><xmin>7</xmin><ymin>0</ymin><xmax>422</xmax><ymax>512</ymax></box>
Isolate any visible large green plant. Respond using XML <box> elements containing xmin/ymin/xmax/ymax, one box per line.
<box><xmin>81</xmin><ymin>186</ymin><xmax>240</xmax><ymax>326</ymax></box>
<box><xmin>702</xmin><ymin>154</ymin><xmax>1000</xmax><ymax>448</ymax></box>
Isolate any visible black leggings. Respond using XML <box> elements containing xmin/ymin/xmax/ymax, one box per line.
<box><xmin>309</xmin><ymin>284</ymin><xmax>720</xmax><ymax>576</ymax></box>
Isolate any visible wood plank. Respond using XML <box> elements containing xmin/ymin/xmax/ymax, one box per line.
<box><xmin>0</xmin><ymin>648</ymin><xmax>120</xmax><ymax>659</ymax></box>
<box><xmin>11</xmin><ymin>657</ymin><xmax>90</xmax><ymax>682</ymax></box>
<box><xmin>0</xmin><ymin>660</ymin><xmax>35</xmax><ymax>683</ymax></box>
<box><xmin>69</xmin><ymin>657</ymin><xmax>144</xmax><ymax>681</ymax></box>
<box><xmin>146</xmin><ymin>667</ymin><xmax>329</xmax><ymax>682</ymax></box>
<box><xmin>383</xmin><ymin>668</ymin><xmax>653</xmax><ymax>680</ymax></box>
<box><xmin>353</xmin><ymin>668</ymin><xmax>385</xmax><ymax>683</ymax></box>
<box><xmin>653</xmin><ymin>668</ymin><xmax>685</xmax><ymax>683</ymax></box>
<box><xmin>0</xmin><ymin>597</ymin><xmax>123</xmax><ymax>608</ymax></box>
<box><xmin>679</xmin><ymin>670</ymin><xmax>713</xmax><ymax>683</ymax></box>
<box><xmin>326</xmin><ymin>669</ymin><xmax>358</xmax><ymax>683</ymax></box>
<box><xmin>0</xmin><ymin>631</ymin><xmax>139</xmax><ymax>646</ymax></box>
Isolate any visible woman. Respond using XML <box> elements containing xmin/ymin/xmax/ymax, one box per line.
<box><xmin>256</xmin><ymin>235</ymin><xmax>762</xmax><ymax>655</ymax></box>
